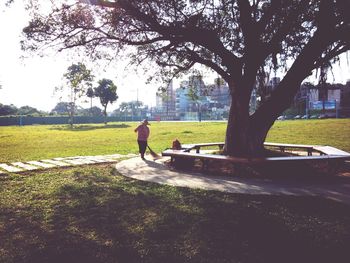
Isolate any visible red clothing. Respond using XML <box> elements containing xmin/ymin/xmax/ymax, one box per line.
<box><xmin>135</xmin><ymin>124</ymin><xmax>150</xmax><ymax>141</ymax></box>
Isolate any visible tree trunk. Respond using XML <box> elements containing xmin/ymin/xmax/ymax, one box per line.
<box><xmin>224</xmin><ymin>91</ymin><xmax>267</xmax><ymax>157</ymax></box>
<box><xmin>103</xmin><ymin>105</ymin><xmax>107</xmax><ymax>125</ymax></box>
<box><xmin>231</xmin><ymin>71</ymin><xmax>311</xmax><ymax>158</ymax></box>
<box><xmin>224</xmin><ymin>26</ymin><xmax>333</xmax><ymax>157</ymax></box>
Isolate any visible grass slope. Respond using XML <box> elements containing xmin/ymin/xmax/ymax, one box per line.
<box><xmin>0</xmin><ymin>119</ymin><xmax>349</xmax><ymax>162</ymax></box>
<box><xmin>1</xmin><ymin>164</ymin><xmax>349</xmax><ymax>263</ymax></box>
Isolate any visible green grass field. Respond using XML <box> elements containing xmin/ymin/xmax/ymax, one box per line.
<box><xmin>0</xmin><ymin>119</ymin><xmax>350</xmax><ymax>162</ymax></box>
<box><xmin>1</xmin><ymin>120</ymin><xmax>350</xmax><ymax>262</ymax></box>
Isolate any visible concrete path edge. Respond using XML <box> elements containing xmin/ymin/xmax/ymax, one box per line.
<box><xmin>115</xmin><ymin>157</ymin><xmax>350</xmax><ymax>205</ymax></box>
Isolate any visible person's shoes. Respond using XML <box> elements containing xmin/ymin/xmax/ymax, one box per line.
<box><xmin>141</xmin><ymin>156</ymin><xmax>145</xmax><ymax>160</ymax></box>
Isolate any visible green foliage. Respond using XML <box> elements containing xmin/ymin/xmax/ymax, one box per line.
<box><xmin>94</xmin><ymin>79</ymin><xmax>118</xmax><ymax>107</ymax></box>
<box><xmin>77</xmin><ymin>106</ymin><xmax>103</xmax><ymax>117</ymax></box>
<box><xmin>50</xmin><ymin>102</ymin><xmax>71</xmax><ymax>115</ymax></box>
<box><xmin>17</xmin><ymin>105</ymin><xmax>41</xmax><ymax>115</ymax></box>
<box><xmin>86</xmin><ymin>87</ymin><xmax>94</xmax><ymax>99</ymax></box>
<box><xmin>61</xmin><ymin>62</ymin><xmax>94</xmax><ymax>126</ymax></box>
<box><xmin>64</xmin><ymin>63</ymin><xmax>94</xmax><ymax>90</ymax></box>
<box><xmin>0</xmin><ymin>104</ymin><xmax>18</xmax><ymax>116</ymax></box>
<box><xmin>94</xmin><ymin>78</ymin><xmax>118</xmax><ymax>123</ymax></box>
<box><xmin>0</xmin><ymin>104</ymin><xmax>43</xmax><ymax>116</ymax></box>
<box><xmin>0</xmin><ymin>120</ymin><xmax>350</xmax><ymax>163</ymax></box>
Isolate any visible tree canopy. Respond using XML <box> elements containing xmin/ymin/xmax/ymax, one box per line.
<box><xmin>23</xmin><ymin>0</ymin><xmax>350</xmax><ymax>80</ymax></box>
<box><xmin>22</xmin><ymin>0</ymin><xmax>350</xmax><ymax>156</ymax></box>
<box><xmin>0</xmin><ymin>104</ymin><xmax>42</xmax><ymax>116</ymax></box>
<box><xmin>94</xmin><ymin>78</ymin><xmax>118</xmax><ymax>123</ymax></box>
<box><xmin>62</xmin><ymin>62</ymin><xmax>94</xmax><ymax>126</ymax></box>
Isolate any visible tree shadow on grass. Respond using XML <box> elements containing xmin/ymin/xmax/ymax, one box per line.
<box><xmin>1</xmin><ymin>169</ymin><xmax>350</xmax><ymax>263</ymax></box>
<box><xmin>49</xmin><ymin>124</ymin><xmax>131</xmax><ymax>131</ymax></box>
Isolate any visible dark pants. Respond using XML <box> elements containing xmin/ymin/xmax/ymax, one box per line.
<box><xmin>137</xmin><ymin>140</ymin><xmax>147</xmax><ymax>158</ymax></box>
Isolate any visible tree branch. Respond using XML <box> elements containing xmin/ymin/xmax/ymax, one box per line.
<box><xmin>237</xmin><ymin>0</ymin><xmax>254</xmax><ymax>48</ymax></box>
<box><xmin>312</xmin><ymin>44</ymin><xmax>349</xmax><ymax>70</ymax></box>
<box><xmin>83</xmin><ymin>0</ymin><xmax>117</xmax><ymax>9</ymax></box>
<box><xmin>251</xmin><ymin>27</ymin><xmax>334</xmax><ymax>123</ymax></box>
<box><xmin>185</xmin><ymin>47</ymin><xmax>231</xmax><ymax>82</ymax></box>
<box><xmin>262</xmin><ymin>1</ymin><xmax>310</xmax><ymax>60</ymax></box>
<box><xmin>256</xmin><ymin>0</ymin><xmax>281</xmax><ymax>36</ymax></box>
<box><xmin>84</xmin><ymin>0</ymin><xmax>243</xmax><ymax>80</ymax></box>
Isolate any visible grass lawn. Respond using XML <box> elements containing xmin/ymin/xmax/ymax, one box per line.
<box><xmin>1</xmin><ymin>120</ymin><xmax>350</xmax><ymax>262</ymax></box>
<box><xmin>0</xmin><ymin>119</ymin><xmax>350</xmax><ymax>162</ymax></box>
<box><xmin>1</xmin><ymin>164</ymin><xmax>350</xmax><ymax>263</ymax></box>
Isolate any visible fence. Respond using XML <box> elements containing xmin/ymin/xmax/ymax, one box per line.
<box><xmin>0</xmin><ymin>116</ymin><xmax>145</xmax><ymax>126</ymax></box>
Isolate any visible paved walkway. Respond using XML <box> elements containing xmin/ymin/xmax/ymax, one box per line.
<box><xmin>115</xmin><ymin>156</ymin><xmax>350</xmax><ymax>205</ymax></box>
<box><xmin>2</xmin><ymin>153</ymin><xmax>350</xmax><ymax>205</ymax></box>
<box><xmin>0</xmin><ymin>153</ymin><xmax>137</xmax><ymax>174</ymax></box>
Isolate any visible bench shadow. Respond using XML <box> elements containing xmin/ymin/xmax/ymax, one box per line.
<box><xmin>167</xmin><ymin>157</ymin><xmax>350</xmax><ymax>184</ymax></box>
<box><xmin>49</xmin><ymin>123</ymin><xmax>131</xmax><ymax>131</ymax></box>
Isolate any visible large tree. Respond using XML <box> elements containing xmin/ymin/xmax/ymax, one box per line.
<box><xmin>23</xmin><ymin>0</ymin><xmax>350</xmax><ymax>156</ymax></box>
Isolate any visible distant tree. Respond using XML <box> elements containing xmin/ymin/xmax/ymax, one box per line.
<box><xmin>116</xmin><ymin>101</ymin><xmax>143</xmax><ymax>120</ymax></box>
<box><xmin>118</xmin><ymin>102</ymin><xmax>129</xmax><ymax>114</ymax></box>
<box><xmin>89</xmin><ymin>106</ymin><xmax>103</xmax><ymax>117</ymax></box>
<box><xmin>78</xmin><ymin>106</ymin><xmax>103</xmax><ymax>117</ymax></box>
<box><xmin>50</xmin><ymin>102</ymin><xmax>71</xmax><ymax>115</ymax></box>
<box><xmin>128</xmin><ymin>101</ymin><xmax>143</xmax><ymax>119</ymax></box>
<box><xmin>17</xmin><ymin>105</ymin><xmax>41</xmax><ymax>116</ymax></box>
<box><xmin>0</xmin><ymin>104</ymin><xmax>18</xmax><ymax>116</ymax></box>
<box><xmin>94</xmin><ymin>78</ymin><xmax>118</xmax><ymax>124</ymax></box>
<box><xmin>62</xmin><ymin>63</ymin><xmax>94</xmax><ymax>127</ymax></box>
<box><xmin>86</xmin><ymin>87</ymin><xmax>95</xmax><ymax>116</ymax></box>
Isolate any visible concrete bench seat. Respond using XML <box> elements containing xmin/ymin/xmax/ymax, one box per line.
<box><xmin>162</xmin><ymin>142</ymin><xmax>350</xmax><ymax>172</ymax></box>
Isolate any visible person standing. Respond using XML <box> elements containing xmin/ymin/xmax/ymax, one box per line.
<box><xmin>134</xmin><ymin>119</ymin><xmax>150</xmax><ymax>160</ymax></box>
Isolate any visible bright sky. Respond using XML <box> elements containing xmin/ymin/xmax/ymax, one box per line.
<box><xmin>0</xmin><ymin>2</ymin><xmax>349</xmax><ymax>112</ymax></box>
<box><xmin>0</xmin><ymin>1</ymin><xmax>159</xmax><ymax>112</ymax></box>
